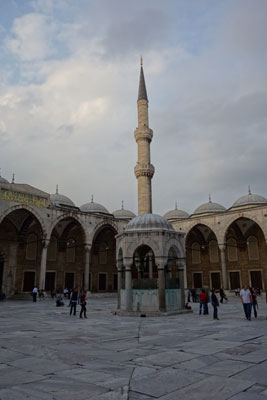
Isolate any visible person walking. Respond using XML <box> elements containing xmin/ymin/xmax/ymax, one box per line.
<box><xmin>32</xmin><ymin>287</ymin><xmax>38</xmax><ymax>302</ymax></box>
<box><xmin>69</xmin><ymin>287</ymin><xmax>78</xmax><ymax>316</ymax></box>
<box><xmin>79</xmin><ymin>290</ymin><xmax>87</xmax><ymax>318</ymax></box>
<box><xmin>250</xmin><ymin>287</ymin><xmax>258</xmax><ymax>318</ymax></box>
<box><xmin>240</xmin><ymin>285</ymin><xmax>252</xmax><ymax>320</ymax></box>
<box><xmin>211</xmin><ymin>288</ymin><xmax>219</xmax><ymax>320</ymax></box>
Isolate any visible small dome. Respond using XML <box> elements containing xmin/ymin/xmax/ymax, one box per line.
<box><xmin>50</xmin><ymin>186</ymin><xmax>75</xmax><ymax>207</ymax></box>
<box><xmin>113</xmin><ymin>202</ymin><xmax>136</xmax><ymax>220</ymax></box>
<box><xmin>50</xmin><ymin>193</ymin><xmax>75</xmax><ymax>207</ymax></box>
<box><xmin>232</xmin><ymin>187</ymin><xmax>267</xmax><ymax>208</ymax></box>
<box><xmin>163</xmin><ymin>203</ymin><xmax>189</xmax><ymax>220</ymax></box>
<box><xmin>0</xmin><ymin>175</ymin><xmax>9</xmax><ymax>184</ymax></box>
<box><xmin>126</xmin><ymin>213</ymin><xmax>174</xmax><ymax>232</ymax></box>
<box><xmin>80</xmin><ymin>196</ymin><xmax>109</xmax><ymax>214</ymax></box>
<box><xmin>193</xmin><ymin>196</ymin><xmax>226</xmax><ymax>215</ymax></box>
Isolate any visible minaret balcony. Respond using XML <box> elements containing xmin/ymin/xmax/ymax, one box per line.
<box><xmin>134</xmin><ymin>163</ymin><xmax>155</xmax><ymax>178</ymax></box>
<box><xmin>134</xmin><ymin>127</ymin><xmax>153</xmax><ymax>143</ymax></box>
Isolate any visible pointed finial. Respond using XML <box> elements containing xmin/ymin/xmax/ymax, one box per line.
<box><xmin>12</xmin><ymin>173</ymin><xmax>15</xmax><ymax>184</ymax></box>
<box><xmin>209</xmin><ymin>194</ymin><xmax>211</xmax><ymax>203</ymax></box>
<box><xmin>121</xmin><ymin>200</ymin><xmax>124</xmax><ymax>210</ymax></box>
<box><xmin>140</xmin><ymin>56</ymin><xmax>143</xmax><ymax>66</ymax></box>
<box><xmin>91</xmin><ymin>195</ymin><xmax>94</xmax><ymax>203</ymax></box>
<box><xmin>248</xmin><ymin>185</ymin><xmax>251</xmax><ymax>195</ymax></box>
<box><xmin>56</xmin><ymin>184</ymin><xmax>58</xmax><ymax>194</ymax></box>
<box><xmin>175</xmin><ymin>202</ymin><xmax>178</xmax><ymax>210</ymax></box>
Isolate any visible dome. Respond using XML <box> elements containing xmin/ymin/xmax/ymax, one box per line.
<box><xmin>193</xmin><ymin>196</ymin><xmax>226</xmax><ymax>215</ymax></box>
<box><xmin>113</xmin><ymin>202</ymin><xmax>136</xmax><ymax>220</ymax></box>
<box><xmin>163</xmin><ymin>204</ymin><xmax>189</xmax><ymax>220</ymax></box>
<box><xmin>80</xmin><ymin>196</ymin><xmax>109</xmax><ymax>214</ymax></box>
<box><xmin>0</xmin><ymin>175</ymin><xmax>9</xmax><ymax>184</ymax></box>
<box><xmin>50</xmin><ymin>186</ymin><xmax>75</xmax><ymax>207</ymax></box>
<box><xmin>126</xmin><ymin>213</ymin><xmax>174</xmax><ymax>232</ymax></box>
<box><xmin>232</xmin><ymin>188</ymin><xmax>267</xmax><ymax>208</ymax></box>
<box><xmin>50</xmin><ymin>192</ymin><xmax>75</xmax><ymax>208</ymax></box>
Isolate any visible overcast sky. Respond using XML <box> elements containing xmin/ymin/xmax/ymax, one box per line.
<box><xmin>0</xmin><ymin>0</ymin><xmax>266</xmax><ymax>216</ymax></box>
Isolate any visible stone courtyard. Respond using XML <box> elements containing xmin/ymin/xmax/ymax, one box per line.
<box><xmin>1</xmin><ymin>294</ymin><xmax>267</xmax><ymax>399</ymax></box>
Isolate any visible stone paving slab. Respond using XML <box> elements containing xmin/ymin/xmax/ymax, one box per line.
<box><xmin>0</xmin><ymin>295</ymin><xmax>267</xmax><ymax>399</ymax></box>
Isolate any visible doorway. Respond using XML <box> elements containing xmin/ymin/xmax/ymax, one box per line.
<box><xmin>250</xmin><ymin>270</ymin><xmax>263</xmax><ymax>289</ymax></box>
<box><xmin>229</xmin><ymin>271</ymin><xmax>241</xmax><ymax>290</ymax></box>
<box><xmin>193</xmin><ymin>272</ymin><xmax>202</xmax><ymax>288</ymax></box>
<box><xmin>65</xmin><ymin>272</ymin><xmax>74</xmax><ymax>289</ymax></box>
<box><xmin>210</xmin><ymin>272</ymin><xmax>221</xmax><ymax>289</ymax></box>
<box><xmin>23</xmin><ymin>271</ymin><xmax>35</xmax><ymax>291</ymax></box>
<box><xmin>45</xmin><ymin>272</ymin><xmax>55</xmax><ymax>291</ymax></box>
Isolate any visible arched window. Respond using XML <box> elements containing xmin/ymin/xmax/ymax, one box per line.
<box><xmin>26</xmin><ymin>233</ymin><xmax>38</xmax><ymax>260</ymax></box>
<box><xmin>209</xmin><ymin>240</ymin><xmax>219</xmax><ymax>263</ymax></box>
<box><xmin>66</xmin><ymin>238</ymin><xmax>76</xmax><ymax>263</ymax></box>
<box><xmin>192</xmin><ymin>242</ymin><xmax>200</xmax><ymax>264</ymax></box>
<box><xmin>227</xmin><ymin>238</ymin><xmax>238</xmax><ymax>261</ymax></box>
<box><xmin>247</xmin><ymin>236</ymin><xmax>259</xmax><ymax>260</ymax></box>
<box><xmin>48</xmin><ymin>236</ymin><xmax>57</xmax><ymax>261</ymax></box>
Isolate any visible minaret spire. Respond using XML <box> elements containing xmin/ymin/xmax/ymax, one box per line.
<box><xmin>134</xmin><ymin>59</ymin><xmax>155</xmax><ymax>215</ymax></box>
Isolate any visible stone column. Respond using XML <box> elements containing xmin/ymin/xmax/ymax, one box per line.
<box><xmin>157</xmin><ymin>258</ymin><xmax>166</xmax><ymax>312</ymax></box>
<box><xmin>117</xmin><ymin>259</ymin><xmax>123</xmax><ymax>310</ymax></box>
<box><xmin>177</xmin><ymin>257</ymin><xmax>186</xmax><ymax>308</ymax></box>
<box><xmin>125</xmin><ymin>260</ymin><xmax>132</xmax><ymax>312</ymax></box>
<box><xmin>219</xmin><ymin>245</ymin><xmax>228</xmax><ymax>289</ymax></box>
<box><xmin>39</xmin><ymin>240</ymin><xmax>49</xmax><ymax>290</ymax></box>
<box><xmin>84</xmin><ymin>244</ymin><xmax>91</xmax><ymax>292</ymax></box>
<box><xmin>148</xmin><ymin>252</ymin><xmax>153</xmax><ymax>278</ymax></box>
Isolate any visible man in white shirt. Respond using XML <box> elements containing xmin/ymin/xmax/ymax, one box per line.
<box><xmin>240</xmin><ymin>285</ymin><xmax>252</xmax><ymax>320</ymax></box>
<box><xmin>32</xmin><ymin>287</ymin><xmax>38</xmax><ymax>302</ymax></box>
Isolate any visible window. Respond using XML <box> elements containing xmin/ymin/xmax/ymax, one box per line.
<box><xmin>66</xmin><ymin>239</ymin><xmax>76</xmax><ymax>263</ymax></box>
<box><xmin>48</xmin><ymin>236</ymin><xmax>57</xmax><ymax>261</ymax></box>
<box><xmin>192</xmin><ymin>242</ymin><xmax>200</xmax><ymax>264</ymax></box>
<box><xmin>227</xmin><ymin>238</ymin><xmax>238</xmax><ymax>261</ymax></box>
<box><xmin>247</xmin><ymin>236</ymin><xmax>259</xmax><ymax>260</ymax></box>
<box><xmin>26</xmin><ymin>233</ymin><xmax>38</xmax><ymax>260</ymax></box>
<box><xmin>209</xmin><ymin>240</ymin><xmax>219</xmax><ymax>263</ymax></box>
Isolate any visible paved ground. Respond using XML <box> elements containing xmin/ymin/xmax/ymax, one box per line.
<box><xmin>0</xmin><ymin>294</ymin><xmax>267</xmax><ymax>400</ymax></box>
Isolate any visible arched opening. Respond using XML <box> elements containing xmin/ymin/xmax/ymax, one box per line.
<box><xmin>186</xmin><ymin>224</ymin><xmax>220</xmax><ymax>289</ymax></box>
<box><xmin>225</xmin><ymin>217</ymin><xmax>267</xmax><ymax>290</ymax></box>
<box><xmin>91</xmin><ymin>225</ymin><xmax>117</xmax><ymax>292</ymax></box>
<box><xmin>0</xmin><ymin>249</ymin><xmax>5</xmax><ymax>292</ymax></box>
<box><xmin>48</xmin><ymin>217</ymin><xmax>86</xmax><ymax>292</ymax></box>
<box><xmin>0</xmin><ymin>208</ymin><xmax>44</xmax><ymax>294</ymax></box>
<box><xmin>132</xmin><ymin>245</ymin><xmax>157</xmax><ymax>280</ymax></box>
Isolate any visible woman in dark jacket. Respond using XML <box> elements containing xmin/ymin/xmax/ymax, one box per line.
<box><xmin>211</xmin><ymin>288</ymin><xmax>219</xmax><ymax>320</ymax></box>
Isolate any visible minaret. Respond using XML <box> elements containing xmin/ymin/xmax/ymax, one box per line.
<box><xmin>134</xmin><ymin>57</ymin><xmax>155</xmax><ymax>215</ymax></box>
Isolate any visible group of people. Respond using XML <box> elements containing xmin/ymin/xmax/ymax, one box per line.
<box><xmin>32</xmin><ymin>286</ymin><xmax>87</xmax><ymax>319</ymax></box>
<box><xmin>189</xmin><ymin>285</ymin><xmax>259</xmax><ymax>321</ymax></box>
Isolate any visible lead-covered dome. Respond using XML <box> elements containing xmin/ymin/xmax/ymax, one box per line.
<box><xmin>193</xmin><ymin>196</ymin><xmax>226</xmax><ymax>215</ymax></box>
<box><xmin>163</xmin><ymin>203</ymin><xmax>189</xmax><ymax>220</ymax></box>
<box><xmin>126</xmin><ymin>213</ymin><xmax>174</xmax><ymax>232</ymax></box>
<box><xmin>232</xmin><ymin>187</ymin><xmax>267</xmax><ymax>208</ymax></box>
<box><xmin>0</xmin><ymin>174</ymin><xmax>9</xmax><ymax>184</ymax></box>
<box><xmin>50</xmin><ymin>187</ymin><xmax>75</xmax><ymax>208</ymax></box>
<box><xmin>80</xmin><ymin>196</ymin><xmax>109</xmax><ymax>214</ymax></box>
<box><xmin>113</xmin><ymin>202</ymin><xmax>136</xmax><ymax>220</ymax></box>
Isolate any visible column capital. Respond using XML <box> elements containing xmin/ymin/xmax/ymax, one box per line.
<box><xmin>123</xmin><ymin>258</ymin><xmax>132</xmax><ymax>270</ymax></box>
<box><xmin>155</xmin><ymin>257</ymin><xmax>167</xmax><ymax>270</ymax></box>
<box><xmin>84</xmin><ymin>243</ymin><xmax>91</xmax><ymax>252</ymax></box>
<box><xmin>219</xmin><ymin>244</ymin><xmax>226</xmax><ymax>252</ymax></box>
<box><xmin>41</xmin><ymin>238</ymin><xmax>49</xmax><ymax>249</ymax></box>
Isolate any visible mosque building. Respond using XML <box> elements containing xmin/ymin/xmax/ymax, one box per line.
<box><xmin>0</xmin><ymin>62</ymin><xmax>267</xmax><ymax>298</ymax></box>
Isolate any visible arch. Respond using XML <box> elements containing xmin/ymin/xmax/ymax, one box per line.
<box><xmin>192</xmin><ymin>242</ymin><xmax>201</xmax><ymax>264</ymax></box>
<box><xmin>47</xmin><ymin>235</ymin><xmax>58</xmax><ymax>261</ymax></box>
<box><xmin>227</xmin><ymin>237</ymin><xmax>238</xmax><ymax>261</ymax></box>
<box><xmin>223</xmin><ymin>214</ymin><xmax>266</xmax><ymax>243</ymax></box>
<box><xmin>47</xmin><ymin>213</ymin><xmax>88</xmax><ymax>243</ymax></box>
<box><xmin>92</xmin><ymin>220</ymin><xmax>118</xmax><ymax>242</ymax></box>
<box><xmin>185</xmin><ymin>221</ymin><xmax>220</xmax><ymax>244</ymax></box>
<box><xmin>209</xmin><ymin>240</ymin><xmax>219</xmax><ymax>263</ymax></box>
<box><xmin>25</xmin><ymin>232</ymin><xmax>38</xmax><ymax>260</ymax></box>
<box><xmin>125</xmin><ymin>236</ymin><xmax>162</xmax><ymax>259</ymax></box>
<box><xmin>164</xmin><ymin>238</ymin><xmax>185</xmax><ymax>259</ymax></box>
<box><xmin>0</xmin><ymin>204</ymin><xmax>46</xmax><ymax>238</ymax></box>
<box><xmin>247</xmin><ymin>235</ymin><xmax>259</xmax><ymax>260</ymax></box>
<box><xmin>66</xmin><ymin>237</ymin><xmax>76</xmax><ymax>263</ymax></box>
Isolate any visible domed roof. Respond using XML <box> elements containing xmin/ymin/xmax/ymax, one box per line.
<box><xmin>163</xmin><ymin>203</ymin><xmax>189</xmax><ymax>220</ymax></box>
<box><xmin>193</xmin><ymin>195</ymin><xmax>226</xmax><ymax>215</ymax></box>
<box><xmin>0</xmin><ymin>174</ymin><xmax>9</xmax><ymax>184</ymax></box>
<box><xmin>50</xmin><ymin>186</ymin><xmax>75</xmax><ymax>208</ymax></box>
<box><xmin>113</xmin><ymin>202</ymin><xmax>136</xmax><ymax>220</ymax></box>
<box><xmin>126</xmin><ymin>213</ymin><xmax>174</xmax><ymax>232</ymax></box>
<box><xmin>232</xmin><ymin>187</ymin><xmax>267</xmax><ymax>208</ymax></box>
<box><xmin>80</xmin><ymin>196</ymin><xmax>109</xmax><ymax>214</ymax></box>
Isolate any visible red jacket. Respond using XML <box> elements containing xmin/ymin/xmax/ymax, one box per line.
<box><xmin>199</xmin><ymin>292</ymin><xmax>208</xmax><ymax>302</ymax></box>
